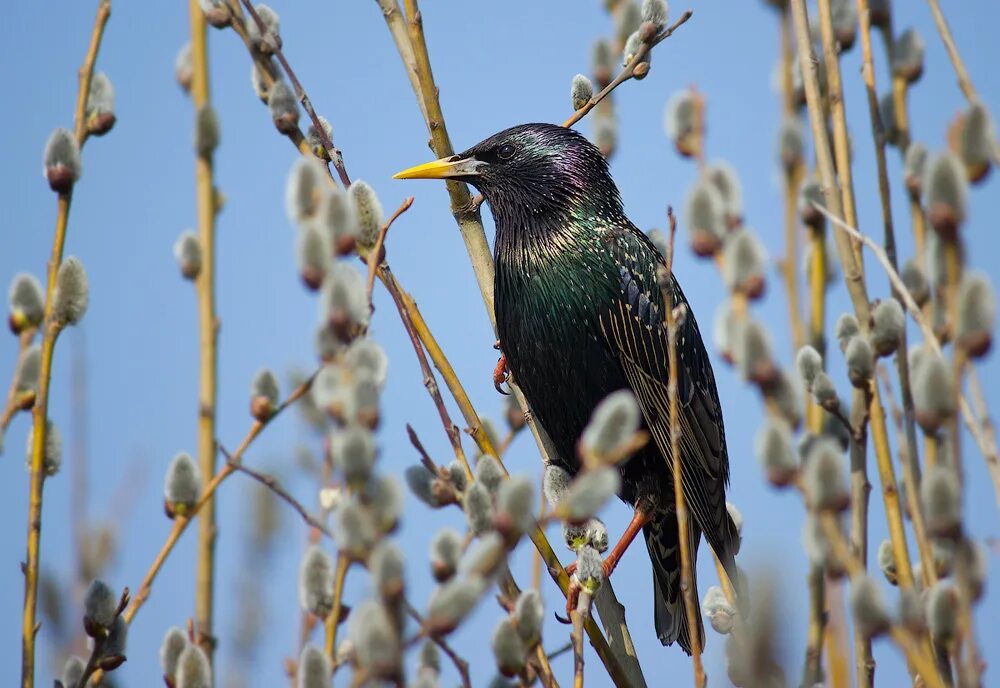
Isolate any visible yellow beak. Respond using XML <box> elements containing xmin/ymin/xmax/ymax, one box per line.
<box><xmin>393</xmin><ymin>155</ymin><xmax>485</xmax><ymax>180</ymax></box>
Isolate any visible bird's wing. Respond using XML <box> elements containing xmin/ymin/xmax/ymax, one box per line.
<box><xmin>596</xmin><ymin>229</ymin><xmax>733</xmax><ymax>555</ymax></box>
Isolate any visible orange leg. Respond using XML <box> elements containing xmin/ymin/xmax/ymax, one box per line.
<box><xmin>564</xmin><ymin>509</ymin><xmax>653</xmax><ymax>580</ymax></box>
<box><xmin>493</xmin><ymin>352</ymin><xmax>509</xmax><ymax>394</ymax></box>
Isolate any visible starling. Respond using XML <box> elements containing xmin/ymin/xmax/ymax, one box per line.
<box><xmin>395</xmin><ymin>123</ymin><xmax>739</xmax><ymax>652</ymax></box>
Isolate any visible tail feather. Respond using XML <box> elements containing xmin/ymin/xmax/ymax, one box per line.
<box><xmin>643</xmin><ymin>512</ymin><xmax>703</xmax><ymax>654</ymax></box>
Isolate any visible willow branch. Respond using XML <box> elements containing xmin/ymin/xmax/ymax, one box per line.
<box><xmin>663</xmin><ymin>210</ymin><xmax>705</xmax><ymax>686</ymax></box>
<box><xmin>561</xmin><ymin>10</ymin><xmax>694</xmax><ymax>129</ymax></box>
<box><xmin>21</xmin><ymin>4</ymin><xmax>110</xmax><ymax>686</ymax></box>
<box><xmin>238</xmin><ymin>0</ymin><xmax>351</xmax><ymax>187</ymax></box>
<box><xmin>187</xmin><ymin>0</ymin><xmax>222</xmax><ymax>661</ymax></box>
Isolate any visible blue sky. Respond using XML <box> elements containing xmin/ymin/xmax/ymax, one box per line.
<box><xmin>2</xmin><ymin>1</ymin><xmax>998</xmax><ymax>686</ymax></box>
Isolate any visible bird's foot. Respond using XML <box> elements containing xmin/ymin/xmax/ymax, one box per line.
<box><xmin>493</xmin><ymin>352</ymin><xmax>509</xmax><ymax>395</ymax></box>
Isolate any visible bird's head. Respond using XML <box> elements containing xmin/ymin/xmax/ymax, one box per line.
<box><xmin>393</xmin><ymin>123</ymin><xmax>621</xmax><ymax>223</ymax></box>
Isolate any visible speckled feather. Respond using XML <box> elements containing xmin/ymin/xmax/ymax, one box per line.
<box><xmin>457</xmin><ymin>123</ymin><xmax>739</xmax><ymax>652</ymax></box>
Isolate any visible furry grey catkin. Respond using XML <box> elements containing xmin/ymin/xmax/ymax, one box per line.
<box><xmin>26</xmin><ymin>420</ymin><xmax>62</xmax><ymax>477</ymax></box>
<box><xmin>900</xmin><ymin>258</ymin><xmax>929</xmax><ymax>306</ymax></box>
<box><xmin>570</xmin><ymin>74</ymin><xmax>593</xmax><ymax>111</ymax></box>
<box><xmin>892</xmin><ymin>28</ymin><xmax>924</xmax><ymax>83</ymax></box>
<box><xmin>850</xmin><ymin>574</ymin><xmax>890</xmax><ymax>637</ymax></box>
<box><xmin>722</xmin><ymin>229</ymin><xmax>767</xmax><ymax>299</ymax></box>
<box><xmin>913</xmin><ymin>353</ymin><xmax>956</xmax><ymax>433</ymax></box>
<box><xmin>405</xmin><ymin>464</ymin><xmax>441</xmax><ymax>508</ymax></box>
<box><xmin>334</xmin><ymin>497</ymin><xmax>377</xmax><ymax>559</ymax></box>
<box><xmin>246</xmin><ymin>3</ymin><xmax>281</xmax><ymax>53</ymax></box>
<box><xmin>366</xmin><ymin>474</ymin><xmax>403</xmax><ymax>534</ymax></box>
<box><xmin>464</xmin><ymin>482</ymin><xmax>494</xmax><ymax>535</ymax></box>
<box><xmin>174</xmin><ymin>231</ymin><xmax>202</xmax><ymax>280</ymax></box>
<box><xmin>580</xmin><ymin>389</ymin><xmax>640</xmax><ymax>460</ymax></box>
<box><xmin>556</xmin><ymin>467</ymin><xmax>620</xmax><ymax>522</ymax></box>
<box><xmin>921</xmin><ymin>465</ymin><xmax>961</xmax><ymax>538</ymax></box>
<box><xmin>869</xmin><ymin>298</ymin><xmax>904</xmax><ymax>357</ymax></box>
<box><xmin>476</xmin><ymin>455</ymin><xmax>504</xmax><ymax>494</ymax></box>
<box><xmin>904</xmin><ymin>142</ymin><xmax>928</xmax><ymax>198</ymax></box>
<box><xmin>268</xmin><ymin>79</ymin><xmax>299</xmax><ymax>134</ymax></box>
<box><xmin>575</xmin><ymin>544</ymin><xmax>604</xmax><ymax>592</ymax></box>
<box><xmin>426</xmin><ymin>577</ymin><xmax>486</xmax><ymax>635</ymax></box>
<box><xmin>514</xmin><ymin>590</ymin><xmax>544</xmax><ymax>647</ymax></box>
<box><xmin>459</xmin><ymin>532</ymin><xmax>507</xmax><ymax>579</ymax></box>
<box><xmin>250</xmin><ymin>368</ymin><xmax>280</xmax><ymax>420</ymax></box>
<box><xmin>959</xmin><ymin>101</ymin><xmax>996</xmax><ymax>183</ymax></box>
<box><xmin>43</xmin><ymin>127</ymin><xmax>81</xmax><ymax>192</ymax></box>
<box><xmin>804</xmin><ymin>439</ymin><xmax>848</xmax><ymax>511</ymax></box>
<box><xmin>307</xmin><ymin>116</ymin><xmax>333</xmax><ymax>158</ymax></box>
<box><xmin>286</xmin><ymin>156</ymin><xmax>325</xmax><ymax>223</ymax></box>
<box><xmin>877</xmin><ymin>540</ymin><xmax>899</xmax><ymax>585</ymax></box>
<box><xmin>707</xmin><ymin>161</ymin><xmax>743</xmax><ymax>227</ymax></box>
<box><xmin>297</xmin><ymin>644</ymin><xmax>332</xmax><ymax>688</ymax></box>
<box><xmin>702</xmin><ymin>585</ymin><xmax>736</xmax><ymax>634</ymax></box>
<box><xmin>164</xmin><ymin>452</ymin><xmax>201</xmax><ymax>515</ymax></box>
<box><xmin>61</xmin><ymin>656</ymin><xmax>86</xmax><ymax>688</ymax></box>
<box><xmin>296</xmin><ymin>223</ymin><xmax>328</xmax><ymax>291</ymax></box>
<box><xmin>492</xmin><ymin>618</ymin><xmax>526</xmax><ymax>677</ymax></box>
<box><xmin>349</xmin><ymin>600</ymin><xmax>401</xmax><ymax>678</ymax></box>
<box><xmin>8</xmin><ymin>273</ymin><xmax>44</xmax><ymax>333</ymax></box>
<box><xmin>298</xmin><ymin>545</ymin><xmax>334</xmax><ymax>618</ymax></box>
<box><xmin>777</xmin><ymin>115</ymin><xmax>804</xmax><ymax>172</ymax></box>
<box><xmin>683</xmin><ymin>179</ymin><xmax>726</xmax><ymax>256</ymax></box>
<box><xmin>496</xmin><ymin>475</ymin><xmax>535</xmax><ymax>538</ymax></box>
<box><xmin>923</xmin><ymin>151</ymin><xmax>968</xmax><ymax>237</ymax></box>
<box><xmin>349</xmin><ymin>180</ymin><xmax>384</xmax><ymax>252</ymax></box>
<box><xmin>735</xmin><ymin>319</ymin><xmax>777</xmax><ymax>386</ymax></box>
<box><xmin>370</xmin><ymin>540</ymin><xmax>405</xmax><ymax>602</ymax></box>
<box><xmin>543</xmin><ymin>464</ymin><xmax>571</xmax><ymax>507</ymax></box>
<box><xmin>52</xmin><ymin>257</ymin><xmax>89</xmax><ymax>327</ymax></box>
<box><xmin>430</xmin><ymin>528</ymin><xmax>462</xmax><ymax>582</ymax></box>
<box><xmin>835</xmin><ymin>313</ymin><xmax>859</xmax><ymax>353</ymax></box>
<box><xmin>160</xmin><ymin>626</ymin><xmax>188</xmax><ymax>681</ymax></box>
<box><xmin>845</xmin><ymin>337</ymin><xmax>874</xmax><ymax>388</ymax></box>
<box><xmin>956</xmin><ymin>271</ymin><xmax>995</xmax><ymax>357</ymax></box>
<box><xmin>85</xmin><ymin>72</ymin><xmax>116</xmax><ymax>136</ymax></box>
<box><xmin>331</xmin><ymin>425</ymin><xmax>376</xmax><ymax>485</ymax></box>
<box><xmin>84</xmin><ymin>579</ymin><xmax>118</xmax><ymax>630</ymax></box>
<box><xmin>754</xmin><ymin>418</ymin><xmax>799</xmax><ymax>487</ymax></box>
<box><xmin>176</xmin><ymin>644</ymin><xmax>212</xmax><ymax>688</ymax></box>
<box><xmin>796</xmin><ymin>346</ymin><xmax>823</xmax><ymax>390</ymax></box>
<box><xmin>194</xmin><ymin>104</ymin><xmax>220</xmax><ymax>157</ymax></box>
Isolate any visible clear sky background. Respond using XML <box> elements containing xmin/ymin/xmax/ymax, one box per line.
<box><xmin>1</xmin><ymin>1</ymin><xmax>998</xmax><ymax>686</ymax></box>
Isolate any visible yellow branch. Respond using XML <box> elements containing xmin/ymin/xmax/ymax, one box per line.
<box><xmin>188</xmin><ymin>0</ymin><xmax>221</xmax><ymax>661</ymax></box>
<box><xmin>21</xmin><ymin>4</ymin><xmax>110</xmax><ymax>686</ymax></box>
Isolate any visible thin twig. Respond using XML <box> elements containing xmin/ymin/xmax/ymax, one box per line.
<box><xmin>662</xmin><ymin>209</ymin><xmax>705</xmax><ymax>686</ymax></box>
<box><xmin>561</xmin><ymin>10</ymin><xmax>694</xmax><ymax>129</ymax></box>
<box><xmin>116</xmin><ymin>372</ymin><xmax>317</xmax><ymax>632</ymax></box>
<box><xmin>21</xmin><ymin>4</ymin><xmax>110</xmax><ymax>686</ymax></box>
<box><xmin>817</xmin><ymin>203</ymin><xmax>1000</xmax><ymax>502</ymax></box>
<box><xmin>925</xmin><ymin>0</ymin><xmax>978</xmax><ymax>103</ymax></box>
<box><xmin>238</xmin><ymin>0</ymin><xmax>351</xmax><ymax>187</ymax></box>
<box><xmin>365</xmin><ymin>196</ymin><xmax>414</xmax><ymax>310</ymax></box>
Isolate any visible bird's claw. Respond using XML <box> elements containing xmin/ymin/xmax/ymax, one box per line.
<box><xmin>564</xmin><ymin>577</ymin><xmax>582</xmax><ymax>623</ymax></box>
<box><xmin>493</xmin><ymin>352</ymin><xmax>510</xmax><ymax>395</ymax></box>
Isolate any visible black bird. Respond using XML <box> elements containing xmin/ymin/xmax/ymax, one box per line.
<box><xmin>395</xmin><ymin>123</ymin><xmax>739</xmax><ymax>652</ymax></box>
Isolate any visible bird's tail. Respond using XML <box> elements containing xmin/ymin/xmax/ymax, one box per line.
<box><xmin>643</xmin><ymin>512</ymin><xmax>703</xmax><ymax>654</ymax></box>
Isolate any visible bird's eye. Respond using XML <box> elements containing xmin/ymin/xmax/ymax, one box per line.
<box><xmin>497</xmin><ymin>143</ymin><xmax>516</xmax><ymax>160</ymax></box>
